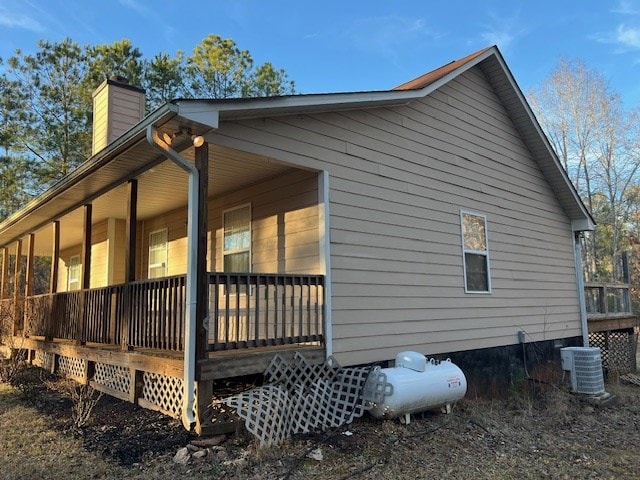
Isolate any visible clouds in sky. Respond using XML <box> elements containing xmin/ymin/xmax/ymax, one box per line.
<box><xmin>341</xmin><ymin>15</ymin><xmax>441</xmax><ymax>64</ymax></box>
<box><xmin>477</xmin><ymin>10</ymin><xmax>527</xmax><ymax>52</ymax></box>
<box><xmin>595</xmin><ymin>1</ymin><xmax>640</xmax><ymax>52</ymax></box>
<box><xmin>0</xmin><ymin>4</ymin><xmax>43</xmax><ymax>32</ymax></box>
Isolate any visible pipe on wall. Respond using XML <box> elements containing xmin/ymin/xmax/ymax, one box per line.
<box><xmin>573</xmin><ymin>232</ymin><xmax>590</xmax><ymax>347</ymax></box>
<box><xmin>146</xmin><ymin>126</ymin><xmax>198</xmax><ymax>430</ymax></box>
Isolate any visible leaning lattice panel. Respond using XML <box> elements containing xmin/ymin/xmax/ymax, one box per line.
<box><xmin>57</xmin><ymin>355</ymin><xmax>87</xmax><ymax>380</ymax></box>
<box><xmin>93</xmin><ymin>363</ymin><xmax>130</xmax><ymax>395</ymax></box>
<box><xmin>224</xmin><ymin>352</ymin><xmax>372</xmax><ymax>447</ymax></box>
<box><xmin>33</xmin><ymin>350</ymin><xmax>54</xmax><ymax>371</ymax></box>
<box><xmin>141</xmin><ymin>372</ymin><xmax>183</xmax><ymax>418</ymax></box>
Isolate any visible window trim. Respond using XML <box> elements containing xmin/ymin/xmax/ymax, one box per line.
<box><xmin>460</xmin><ymin>210</ymin><xmax>492</xmax><ymax>294</ymax></box>
<box><xmin>222</xmin><ymin>203</ymin><xmax>252</xmax><ymax>273</ymax></box>
<box><xmin>67</xmin><ymin>255</ymin><xmax>81</xmax><ymax>291</ymax></box>
<box><xmin>148</xmin><ymin>228</ymin><xmax>168</xmax><ymax>279</ymax></box>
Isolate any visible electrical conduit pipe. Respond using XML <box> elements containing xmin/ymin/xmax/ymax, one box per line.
<box><xmin>146</xmin><ymin>126</ymin><xmax>198</xmax><ymax>430</ymax></box>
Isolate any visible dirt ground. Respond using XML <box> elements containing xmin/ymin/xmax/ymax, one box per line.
<box><xmin>1</xmin><ymin>366</ymin><xmax>640</xmax><ymax>480</ymax></box>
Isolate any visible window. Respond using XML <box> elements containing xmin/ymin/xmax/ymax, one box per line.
<box><xmin>67</xmin><ymin>255</ymin><xmax>81</xmax><ymax>291</ymax></box>
<box><xmin>461</xmin><ymin>211</ymin><xmax>491</xmax><ymax>293</ymax></box>
<box><xmin>148</xmin><ymin>229</ymin><xmax>168</xmax><ymax>279</ymax></box>
<box><xmin>223</xmin><ymin>204</ymin><xmax>251</xmax><ymax>272</ymax></box>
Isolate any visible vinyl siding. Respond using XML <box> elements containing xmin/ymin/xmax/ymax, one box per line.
<box><xmin>140</xmin><ymin>169</ymin><xmax>320</xmax><ymax>276</ymax></box>
<box><xmin>58</xmin><ymin>219</ymin><xmax>110</xmax><ymax>290</ymax></box>
<box><xmin>209</xmin><ymin>65</ymin><xmax>581</xmax><ymax>366</ymax></box>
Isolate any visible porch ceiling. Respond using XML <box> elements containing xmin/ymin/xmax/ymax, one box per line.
<box><xmin>21</xmin><ymin>143</ymin><xmax>294</xmax><ymax>255</ymax></box>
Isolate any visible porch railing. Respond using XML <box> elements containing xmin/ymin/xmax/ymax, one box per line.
<box><xmin>13</xmin><ymin>272</ymin><xmax>324</xmax><ymax>353</ymax></box>
<box><xmin>209</xmin><ymin>273</ymin><xmax>325</xmax><ymax>351</ymax></box>
<box><xmin>584</xmin><ymin>282</ymin><xmax>633</xmax><ymax>318</ymax></box>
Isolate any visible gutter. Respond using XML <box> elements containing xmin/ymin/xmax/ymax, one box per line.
<box><xmin>146</xmin><ymin>126</ymin><xmax>198</xmax><ymax>430</ymax></box>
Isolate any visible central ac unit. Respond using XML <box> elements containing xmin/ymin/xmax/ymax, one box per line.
<box><xmin>560</xmin><ymin>347</ymin><xmax>605</xmax><ymax>395</ymax></box>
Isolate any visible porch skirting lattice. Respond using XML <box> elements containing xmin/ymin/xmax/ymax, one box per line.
<box><xmin>589</xmin><ymin>329</ymin><xmax>638</xmax><ymax>374</ymax></box>
<box><xmin>93</xmin><ymin>363</ymin><xmax>131</xmax><ymax>395</ymax></box>
<box><xmin>140</xmin><ymin>372</ymin><xmax>183</xmax><ymax>418</ymax></box>
<box><xmin>20</xmin><ymin>341</ymin><xmax>185</xmax><ymax>422</ymax></box>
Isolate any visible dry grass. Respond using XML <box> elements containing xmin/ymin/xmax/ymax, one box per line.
<box><xmin>1</xmin><ymin>371</ymin><xmax>640</xmax><ymax>480</ymax></box>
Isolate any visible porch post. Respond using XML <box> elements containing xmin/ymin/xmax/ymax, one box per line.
<box><xmin>194</xmin><ymin>141</ymin><xmax>211</xmax><ymax>435</ymax></box>
<box><xmin>0</xmin><ymin>247</ymin><xmax>8</xmax><ymax>300</ymax></box>
<box><xmin>81</xmin><ymin>205</ymin><xmax>92</xmax><ymax>290</ymax></box>
<box><xmin>50</xmin><ymin>221</ymin><xmax>60</xmax><ymax>294</ymax></box>
<box><xmin>195</xmin><ymin>143</ymin><xmax>209</xmax><ymax>359</ymax></box>
<box><xmin>13</xmin><ymin>239</ymin><xmax>23</xmax><ymax>336</ymax></box>
<box><xmin>125</xmin><ymin>179</ymin><xmax>138</xmax><ymax>283</ymax></box>
<box><xmin>76</xmin><ymin>204</ymin><xmax>92</xmax><ymax>345</ymax></box>
<box><xmin>120</xmin><ymin>180</ymin><xmax>137</xmax><ymax>351</ymax></box>
<box><xmin>48</xmin><ymin>221</ymin><xmax>60</xmax><ymax>341</ymax></box>
<box><xmin>23</xmin><ymin>233</ymin><xmax>35</xmax><ymax>335</ymax></box>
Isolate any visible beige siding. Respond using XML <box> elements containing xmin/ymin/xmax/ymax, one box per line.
<box><xmin>109</xmin><ymin>218</ymin><xmax>126</xmax><ymax>285</ymax></box>
<box><xmin>57</xmin><ymin>219</ymin><xmax>127</xmax><ymax>291</ymax></box>
<box><xmin>140</xmin><ymin>210</ymin><xmax>188</xmax><ymax>278</ymax></box>
<box><xmin>210</xmin><ymin>65</ymin><xmax>582</xmax><ymax>366</ymax></box>
<box><xmin>89</xmin><ymin>220</ymin><xmax>109</xmax><ymax>288</ymax></box>
<box><xmin>139</xmin><ymin>169</ymin><xmax>320</xmax><ymax>277</ymax></box>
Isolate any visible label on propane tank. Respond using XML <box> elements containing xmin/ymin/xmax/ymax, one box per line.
<box><xmin>447</xmin><ymin>377</ymin><xmax>461</xmax><ymax>388</ymax></box>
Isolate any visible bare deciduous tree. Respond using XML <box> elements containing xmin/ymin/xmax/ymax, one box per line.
<box><xmin>529</xmin><ymin>58</ymin><xmax>640</xmax><ymax>281</ymax></box>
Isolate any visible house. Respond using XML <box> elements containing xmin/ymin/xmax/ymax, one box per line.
<box><xmin>0</xmin><ymin>46</ymin><xmax>595</xmax><ymax>433</ymax></box>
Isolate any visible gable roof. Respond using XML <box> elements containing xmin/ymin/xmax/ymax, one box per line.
<box><xmin>0</xmin><ymin>45</ymin><xmax>593</xmax><ymax>249</ymax></box>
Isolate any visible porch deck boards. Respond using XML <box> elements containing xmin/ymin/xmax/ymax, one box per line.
<box><xmin>16</xmin><ymin>336</ymin><xmax>324</xmax><ymax>381</ymax></box>
<box><xmin>587</xmin><ymin>315</ymin><xmax>639</xmax><ymax>333</ymax></box>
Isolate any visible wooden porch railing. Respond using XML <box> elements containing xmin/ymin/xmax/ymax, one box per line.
<box><xmin>209</xmin><ymin>273</ymin><xmax>325</xmax><ymax>351</ymax></box>
<box><xmin>584</xmin><ymin>282</ymin><xmax>633</xmax><ymax>319</ymax></box>
<box><xmin>13</xmin><ymin>272</ymin><xmax>324</xmax><ymax>353</ymax></box>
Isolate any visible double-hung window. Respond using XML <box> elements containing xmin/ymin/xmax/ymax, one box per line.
<box><xmin>67</xmin><ymin>255</ymin><xmax>81</xmax><ymax>291</ymax></box>
<box><xmin>223</xmin><ymin>204</ymin><xmax>251</xmax><ymax>272</ymax></box>
<box><xmin>461</xmin><ymin>211</ymin><xmax>491</xmax><ymax>293</ymax></box>
<box><xmin>148</xmin><ymin>229</ymin><xmax>168</xmax><ymax>279</ymax></box>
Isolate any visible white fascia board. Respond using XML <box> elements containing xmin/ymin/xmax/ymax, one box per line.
<box><xmin>487</xmin><ymin>51</ymin><xmax>594</xmax><ymax>226</ymax></box>
<box><xmin>572</xmin><ymin>218</ymin><xmax>596</xmax><ymax>232</ymax></box>
<box><xmin>174</xmin><ymin>90</ymin><xmax>423</xmax><ymax>124</ymax></box>
<box><xmin>176</xmin><ymin>101</ymin><xmax>220</xmax><ymax>129</ymax></box>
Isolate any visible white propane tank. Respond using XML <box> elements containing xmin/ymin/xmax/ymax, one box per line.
<box><xmin>367</xmin><ymin>351</ymin><xmax>467</xmax><ymax>421</ymax></box>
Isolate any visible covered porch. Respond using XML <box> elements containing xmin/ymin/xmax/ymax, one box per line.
<box><xmin>0</xmin><ymin>108</ymin><xmax>329</xmax><ymax>433</ymax></box>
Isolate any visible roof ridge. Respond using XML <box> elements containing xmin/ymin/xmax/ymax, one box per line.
<box><xmin>393</xmin><ymin>46</ymin><xmax>494</xmax><ymax>91</ymax></box>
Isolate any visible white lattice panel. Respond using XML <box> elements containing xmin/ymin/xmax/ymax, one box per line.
<box><xmin>33</xmin><ymin>350</ymin><xmax>54</xmax><ymax>371</ymax></box>
<box><xmin>57</xmin><ymin>356</ymin><xmax>86</xmax><ymax>378</ymax></box>
<box><xmin>93</xmin><ymin>363</ymin><xmax>130</xmax><ymax>394</ymax></box>
<box><xmin>225</xmin><ymin>353</ymin><xmax>371</xmax><ymax>447</ymax></box>
<box><xmin>141</xmin><ymin>372</ymin><xmax>183</xmax><ymax>417</ymax></box>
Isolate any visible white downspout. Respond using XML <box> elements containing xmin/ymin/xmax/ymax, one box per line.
<box><xmin>573</xmin><ymin>232</ymin><xmax>589</xmax><ymax>347</ymax></box>
<box><xmin>146</xmin><ymin>126</ymin><xmax>198</xmax><ymax>430</ymax></box>
<box><xmin>318</xmin><ymin>171</ymin><xmax>332</xmax><ymax>357</ymax></box>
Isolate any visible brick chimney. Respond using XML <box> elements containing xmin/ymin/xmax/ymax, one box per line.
<box><xmin>92</xmin><ymin>76</ymin><xmax>146</xmax><ymax>155</ymax></box>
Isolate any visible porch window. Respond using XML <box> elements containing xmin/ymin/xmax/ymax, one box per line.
<box><xmin>223</xmin><ymin>204</ymin><xmax>251</xmax><ymax>272</ymax></box>
<box><xmin>67</xmin><ymin>255</ymin><xmax>81</xmax><ymax>291</ymax></box>
<box><xmin>461</xmin><ymin>211</ymin><xmax>491</xmax><ymax>293</ymax></box>
<box><xmin>148</xmin><ymin>229</ymin><xmax>168</xmax><ymax>279</ymax></box>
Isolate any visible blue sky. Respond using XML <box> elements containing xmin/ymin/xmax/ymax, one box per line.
<box><xmin>1</xmin><ymin>0</ymin><xmax>640</xmax><ymax>106</ymax></box>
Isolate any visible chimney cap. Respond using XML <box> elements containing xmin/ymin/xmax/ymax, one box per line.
<box><xmin>92</xmin><ymin>76</ymin><xmax>146</xmax><ymax>97</ymax></box>
<box><xmin>109</xmin><ymin>75</ymin><xmax>130</xmax><ymax>84</ymax></box>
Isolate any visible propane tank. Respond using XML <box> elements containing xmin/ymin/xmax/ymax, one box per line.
<box><xmin>365</xmin><ymin>351</ymin><xmax>467</xmax><ymax>422</ymax></box>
